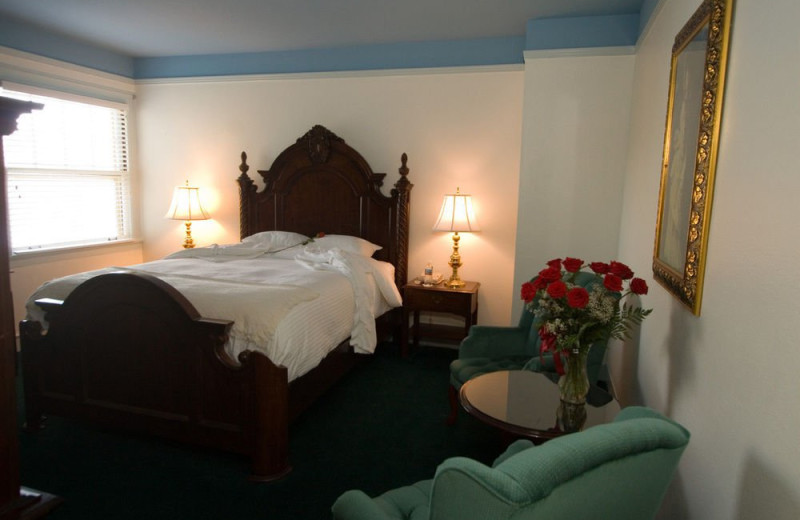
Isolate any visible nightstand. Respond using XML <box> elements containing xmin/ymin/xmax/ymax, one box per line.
<box><xmin>401</xmin><ymin>281</ymin><xmax>480</xmax><ymax>357</ymax></box>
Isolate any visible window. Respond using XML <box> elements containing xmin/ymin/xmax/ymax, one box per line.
<box><xmin>1</xmin><ymin>85</ymin><xmax>131</xmax><ymax>253</ymax></box>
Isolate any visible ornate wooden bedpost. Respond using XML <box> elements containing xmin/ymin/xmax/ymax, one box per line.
<box><xmin>392</xmin><ymin>153</ymin><xmax>413</xmax><ymax>288</ymax></box>
<box><xmin>237</xmin><ymin>151</ymin><xmax>257</xmax><ymax>241</ymax></box>
<box><xmin>0</xmin><ymin>97</ymin><xmax>60</xmax><ymax>519</ymax></box>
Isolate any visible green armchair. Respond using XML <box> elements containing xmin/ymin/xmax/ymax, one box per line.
<box><xmin>332</xmin><ymin>406</ymin><xmax>690</xmax><ymax>520</ymax></box>
<box><xmin>448</xmin><ymin>272</ymin><xmax>612</xmax><ymax>423</ymax></box>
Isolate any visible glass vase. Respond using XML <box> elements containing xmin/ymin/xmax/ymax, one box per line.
<box><xmin>558</xmin><ymin>347</ymin><xmax>590</xmax><ymax>405</ymax></box>
<box><xmin>556</xmin><ymin>400</ymin><xmax>587</xmax><ymax>433</ymax></box>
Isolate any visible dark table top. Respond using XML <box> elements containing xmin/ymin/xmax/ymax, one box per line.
<box><xmin>459</xmin><ymin>370</ymin><xmax>621</xmax><ymax>442</ymax></box>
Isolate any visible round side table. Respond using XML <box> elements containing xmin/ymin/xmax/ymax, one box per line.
<box><xmin>459</xmin><ymin>370</ymin><xmax>621</xmax><ymax>443</ymax></box>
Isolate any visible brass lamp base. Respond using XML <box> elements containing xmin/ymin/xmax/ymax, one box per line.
<box><xmin>444</xmin><ymin>231</ymin><xmax>465</xmax><ymax>288</ymax></box>
<box><xmin>445</xmin><ymin>277</ymin><xmax>466</xmax><ymax>289</ymax></box>
<box><xmin>182</xmin><ymin>221</ymin><xmax>196</xmax><ymax>249</ymax></box>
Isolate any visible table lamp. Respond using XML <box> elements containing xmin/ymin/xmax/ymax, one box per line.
<box><xmin>165</xmin><ymin>180</ymin><xmax>209</xmax><ymax>248</ymax></box>
<box><xmin>432</xmin><ymin>187</ymin><xmax>480</xmax><ymax>288</ymax></box>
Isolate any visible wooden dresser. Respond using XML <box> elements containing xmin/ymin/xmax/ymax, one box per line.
<box><xmin>0</xmin><ymin>96</ymin><xmax>61</xmax><ymax>519</ymax></box>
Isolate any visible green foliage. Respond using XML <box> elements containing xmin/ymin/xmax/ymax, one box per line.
<box><xmin>610</xmin><ymin>304</ymin><xmax>653</xmax><ymax>340</ymax></box>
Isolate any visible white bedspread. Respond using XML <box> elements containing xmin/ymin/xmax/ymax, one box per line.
<box><xmin>25</xmin><ymin>244</ymin><xmax>402</xmax><ymax>380</ymax></box>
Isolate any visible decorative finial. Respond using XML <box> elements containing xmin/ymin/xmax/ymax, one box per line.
<box><xmin>239</xmin><ymin>151</ymin><xmax>249</xmax><ymax>175</ymax></box>
<box><xmin>398</xmin><ymin>153</ymin><xmax>409</xmax><ymax>180</ymax></box>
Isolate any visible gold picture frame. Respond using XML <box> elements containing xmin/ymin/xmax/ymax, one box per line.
<box><xmin>653</xmin><ymin>0</ymin><xmax>733</xmax><ymax>315</ymax></box>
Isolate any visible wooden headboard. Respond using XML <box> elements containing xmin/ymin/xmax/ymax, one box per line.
<box><xmin>237</xmin><ymin>125</ymin><xmax>413</xmax><ymax>287</ymax></box>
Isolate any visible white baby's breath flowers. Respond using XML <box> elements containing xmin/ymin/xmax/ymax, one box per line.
<box><xmin>586</xmin><ymin>287</ymin><xmax>616</xmax><ymax>323</ymax></box>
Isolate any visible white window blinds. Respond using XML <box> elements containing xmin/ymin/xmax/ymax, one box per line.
<box><xmin>1</xmin><ymin>86</ymin><xmax>131</xmax><ymax>252</ymax></box>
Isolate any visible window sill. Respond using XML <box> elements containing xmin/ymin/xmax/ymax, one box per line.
<box><xmin>10</xmin><ymin>239</ymin><xmax>143</xmax><ymax>268</ymax></box>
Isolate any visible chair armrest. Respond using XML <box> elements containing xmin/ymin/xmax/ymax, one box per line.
<box><xmin>492</xmin><ymin>439</ymin><xmax>535</xmax><ymax>467</ymax></box>
<box><xmin>331</xmin><ymin>490</ymin><xmax>395</xmax><ymax>520</ymax></box>
<box><xmin>429</xmin><ymin>458</ymin><xmax>527</xmax><ymax>520</ymax></box>
<box><xmin>523</xmin><ymin>351</ymin><xmax>556</xmax><ymax>372</ymax></box>
<box><xmin>459</xmin><ymin>325</ymin><xmax>530</xmax><ymax>359</ymax></box>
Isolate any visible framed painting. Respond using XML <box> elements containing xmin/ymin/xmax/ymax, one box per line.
<box><xmin>653</xmin><ymin>0</ymin><xmax>734</xmax><ymax>315</ymax></box>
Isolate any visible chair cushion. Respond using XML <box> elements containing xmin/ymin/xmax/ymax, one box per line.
<box><xmin>373</xmin><ymin>480</ymin><xmax>432</xmax><ymax>520</ymax></box>
<box><xmin>450</xmin><ymin>356</ymin><xmax>531</xmax><ymax>388</ymax></box>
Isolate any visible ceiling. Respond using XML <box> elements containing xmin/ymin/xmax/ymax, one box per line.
<box><xmin>0</xmin><ymin>0</ymin><xmax>644</xmax><ymax>58</ymax></box>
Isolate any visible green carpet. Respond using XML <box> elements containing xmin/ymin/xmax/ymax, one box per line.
<box><xmin>18</xmin><ymin>345</ymin><xmax>501</xmax><ymax>519</ymax></box>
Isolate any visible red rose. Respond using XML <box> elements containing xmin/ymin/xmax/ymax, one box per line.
<box><xmin>589</xmin><ymin>262</ymin><xmax>610</xmax><ymax>274</ymax></box>
<box><xmin>532</xmin><ymin>277</ymin><xmax>548</xmax><ymax>290</ymax></box>
<box><xmin>609</xmin><ymin>261</ymin><xmax>633</xmax><ymax>280</ymax></box>
<box><xmin>630</xmin><ymin>277</ymin><xmax>649</xmax><ymax>295</ymax></box>
<box><xmin>547</xmin><ymin>258</ymin><xmax>562</xmax><ymax>270</ymax></box>
<box><xmin>538</xmin><ymin>266</ymin><xmax>561</xmax><ymax>283</ymax></box>
<box><xmin>603</xmin><ymin>274</ymin><xmax>623</xmax><ymax>292</ymax></box>
<box><xmin>563</xmin><ymin>257</ymin><xmax>583</xmax><ymax>273</ymax></box>
<box><xmin>566</xmin><ymin>287</ymin><xmax>589</xmax><ymax>308</ymax></box>
<box><xmin>546</xmin><ymin>280</ymin><xmax>567</xmax><ymax>299</ymax></box>
<box><xmin>521</xmin><ymin>282</ymin><xmax>537</xmax><ymax>302</ymax></box>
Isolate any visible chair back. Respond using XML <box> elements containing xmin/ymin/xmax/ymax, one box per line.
<box><xmin>431</xmin><ymin>407</ymin><xmax>690</xmax><ymax>520</ymax></box>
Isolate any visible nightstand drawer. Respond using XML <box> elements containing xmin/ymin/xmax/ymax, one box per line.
<box><xmin>405</xmin><ymin>287</ymin><xmax>473</xmax><ymax>313</ymax></box>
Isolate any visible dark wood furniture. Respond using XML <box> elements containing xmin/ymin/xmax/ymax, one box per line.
<box><xmin>19</xmin><ymin>125</ymin><xmax>412</xmax><ymax>482</ymax></box>
<box><xmin>459</xmin><ymin>370</ymin><xmax>620</xmax><ymax>444</ymax></box>
<box><xmin>400</xmin><ymin>281</ymin><xmax>479</xmax><ymax>357</ymax></box>
<box><xmin>1</xmin><ymin>98</ymin><xmax>61</xmax><ymax>519</ymax></box>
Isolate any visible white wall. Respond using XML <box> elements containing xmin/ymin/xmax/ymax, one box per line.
<box><xmin>512</xmin><ymin>50</ymin><xmax>636</xmax><ymax>320</ymax></box>
<box><xmin>618</xmin><ymin>0</ymin><xmax>800</xmax><ymax>518</ymax></box>
<box><xmin>135</xmin><ymin>68</ymin><xmax>524</xmax><ymax>326</ymax></box>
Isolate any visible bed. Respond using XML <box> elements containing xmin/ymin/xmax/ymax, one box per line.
<box><xmin>18</xmin><ymin>124</ymin><xmax>413</xmax><ymax>481</ymax></box>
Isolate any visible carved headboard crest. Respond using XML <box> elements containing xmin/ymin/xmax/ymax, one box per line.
<box><xmin>298</xmin><ymin>124</ymin><xmax>344</xmax><ymax>164</ymax></box>
<box><xmin>238</xmin><ymin>125</ymin><xmax>412</xmax><ymax>287</ymax></box>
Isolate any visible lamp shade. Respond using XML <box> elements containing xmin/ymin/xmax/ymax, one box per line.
<box><xmin>165</xmin><ymin>181</ymin><xmax>210</xmax><ymax>221</ymax></box>
<box><xmin>432</xmin><ymin>188</ymin><xmax>480</xmax><ymax>233</ymax></box>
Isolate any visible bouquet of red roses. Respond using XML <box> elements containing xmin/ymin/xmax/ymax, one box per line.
<box><xmin>521</xmin><ymin>257</ymin><xmax>652</xmax><ymax>358</ymax></box>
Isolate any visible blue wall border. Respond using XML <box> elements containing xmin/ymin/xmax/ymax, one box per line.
<box><xmin>526</xmin><ymin>14</ymin><xmax>640</xmax><ymax>50</ymax></box>
<box><xmin>1</xmin><ymin>10</ymin><xmax>651</xmax><ymax>79</ymax></box>
<box><xmin>133</xmin><ymin>36</ymin><xmax>525</xmax><ymax>79</ymax></box>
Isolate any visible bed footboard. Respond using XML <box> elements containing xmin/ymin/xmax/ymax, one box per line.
<box><xmin>19</xmin><ymin>272</ymin><xmax>292</xmax><ymax>481</ymax></box>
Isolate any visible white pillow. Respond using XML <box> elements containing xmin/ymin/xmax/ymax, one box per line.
<box><xmin>241</xmin><ymin>231</ymin><xmax>309</xmax><ymax>251</ymax></box>
<box><xmin>311</xmin><ymin>234</ymin><xmax>382</xmax><ymax>256</ymax></box>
